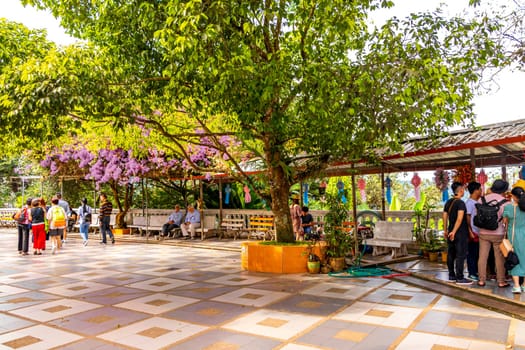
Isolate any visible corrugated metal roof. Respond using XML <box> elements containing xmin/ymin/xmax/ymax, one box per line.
<box><xmin>325</xmin><ymin>118</ymin><xmax>525</xmax><ymax>176</ymax></box>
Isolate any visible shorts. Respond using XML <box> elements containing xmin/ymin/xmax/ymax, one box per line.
<box><xmin>48</xmin><ymin>228</ymin><xmax>62</xmax><ymax>237</ymax></box>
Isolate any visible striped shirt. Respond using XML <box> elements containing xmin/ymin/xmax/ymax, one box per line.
<box><xmin>100</xmin><ymin>200</ymin><xmax>113</xmax><ymax>217</ymax></box>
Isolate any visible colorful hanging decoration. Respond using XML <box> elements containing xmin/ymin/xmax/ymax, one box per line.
<box><xmin>302</xmin><ymin>183</ymin><xmax>309</xmax><ymax>205</ymax></box>
<box><xmin>357</xmin><ymin>178</ymin><xmax>367</xmax><ymax>202</ymax></box>
<box><xmin>336</xmin><ymin>179</ymin><xmax>347</xmax><ymax>204</ymax></box>
<box><xmin>411</xmin><ymin>173</ymin><xmax>422</xmax><ymax>201</ymax></box>
<box><xmin>453</xmin><ymin>164</ymin><xmax>474</xmax><ymax>184</ymax></box>
<box><xmin>520</xmin><ymin>166</ymin><xmax>525</xmax><ymax>180</ymax></box>
<box><xmin>385</xmin><ymin>176</ymin><xmax>392</xmax><ymax>205</ymax></box>
<box><xmin>224</xmin><ymin>184</ymin><xmax>231</xmax><ymax>204</ymax></box>
<box><xmin>243</xmin><ymin>185</ymin><xmax>251</xmax><ymax>203</ymax></box>
<box><xmin>434</xmin><ymin>167</ymin><xmax>450</xmax><ymax>202</ymax></box>
<box><xmin>477</xmin><ymin>169</ymin><xmax>488</xmax><ymax>195</ymax></box>
<box><xmin>319</xmin><ymin>180</ymin><xmax>327</xmax><ymax>195</ymax></box>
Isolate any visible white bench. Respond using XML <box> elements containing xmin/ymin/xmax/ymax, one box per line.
<box><xmin>197</xmin><ymin>215</ymin><xmax>218</xmax><ymax>240</ymax></box>
<box><xmin>219</xmin><ymin>217</ymin><xmax>246</xmax><ymax>240</ymax></box>
<box><xmin>363</xmin><ymin>221</ymin><xmax>414</xmax><ymax>258</ymax></box>
<box><xmin>128</xmin><ymin>215</ymin><xmax>179</xmax><ymax>238</ymax></box>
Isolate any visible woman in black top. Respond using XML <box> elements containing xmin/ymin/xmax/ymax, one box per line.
<box><xmin>29</xmin><ymin>198</ymin><xmax>46</xmax><ymax>255</ymax></box>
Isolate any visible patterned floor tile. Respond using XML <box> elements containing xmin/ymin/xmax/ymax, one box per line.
<box><xmin>77</xmin><ymin>286</ymin><xmax>150</xmax><ymax>305</ymax></box>
<box><xmin>59</xmin><ymin>338</ymin><xmax>131</xmax><ymax>350</ymax></box>
<box><xmin>163</xmin><ymin>300</ymin><xmax>255</xmax><ymax>325</ymax></box>
<box><xmin>279</xmin><ymin>345</ymin><xmax>322</xmax><ymax>350</ymax></box>
<box><xmin>266</xmin><ymin>294</ymin><xmax>350</xmax><ymax>316</ymax></box>
<box><xmin>8</xmin><ymin>276</ymin><xmax>79</xmax><ymax>291</ymax></box>
<box><xmin>296</xmin><ymin>319</ymin><xmax>404</xmax><ymax>350</ymax></box>
<box><xmin>98</xmin><ymin>316</ymin><xmax>207</xmax><ymax>350</ymax></box>
<box><xmin>397</xmin><ymin>331</ymin><xmax>508</xmax><ymax>350</ymax></box>
<box><xmin>133</xmin><ymin>266</ymin><xmax>191</xmax><ymax>277</ymax></box>
<box><xmin>49</xmin><ymin>306</ymin><xmax>150</xmax><ymax>335</ymax></box>
<box><xmin>126</xmin><ymin>277</ymin><xmax>194</xmax><ymax>292</ymax></box>
<box><xmin>301</xmin><ymin>281</ymin><xmax>373</xmax><ymax>300</ymax></box>
<box><xmin>90</xmin><ymin>272</ymin><xmax>154</xmax><ymax>286</ymax></box>
<box><xmin>212</xmin><ymin>287</ymin><xmax>290</xmax><ymax>307</ymax></box>
<box><xmin>0</xmin><ymin>272</ymin><xmax>51</xmax><ymax>284</ymax></box>
<box><xmin>361</xmin><ymin>288</ymin><xmax>438</xmax><ymax>308</ymax></box>
<box><xmin>62</xmin><ymin>269</ymin><xmax>119</xmax><ymax>281</ymax></box>
<box><xmin>166</xmin><ymin>329</ymin><xmax>281</xmax><ymax>350</ymax></box>
<box><xmin>0</xmin><ymin>314</ymin><xmax>34</xmax><ymax>334</ymax></box>
<box><xmin>0</xmin><ymin>324</ymin><xmax>82</xmax><ymax>349</ymax></box>
<box><xmin>249</xmin><ymin>278</ymin><xmax>317</xmax><ymax>294</ymax></box>
<box><xmin>0</xmin><ymin>285</ymin><xmax>29</xmax><ymax>297</ymax></box>
<box><xmin>222</xmin><ymin>309</ymin><xmax>323</xmax><ymax>340</ymax></box>
<box><xmin>115</xmin><ymin>293</ymin><xmax>199</xmax><ymax>314</ymax></box>
<box><xmin>414</xmin><ymin>310</ymin><xmax>511</xmax><ymax>343</ymax></box>
<box><xmin>206</xmin><ymin>274</ymin><xmax>269</xmax><ymax>286</ymax></box>
<box><xmin>0</xmin><ymin>291</ymin><xmax>60</xmax><ymax>312</ymax></box>
<box><xmin>9</xmin><ymin>298</ymin><xmax>102</xmax><ymax>322</ymax></box>
<box><xmin>41</xmin><ymin>280</ymin><xmax>113</xmax><ymax>297</ymax></box>
<box><xmin>516</xmin><ymin>319</ymin><xmax>525</xmax><ymax>347</ymax></box>
<box><xmin>333</xmin><ymin>301</ymin><xmax>424</xmax><ymax>328</ymax></box>
<box><xmin>167</xmin><ymin>282</ymin><xmax>238</xmax><ymax>299</ymax></box>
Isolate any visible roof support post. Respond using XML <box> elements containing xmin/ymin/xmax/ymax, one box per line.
<box><xmin>219</xmin><ymin>179</ymin><xmax>223</xmax><ymax>224</ymax></box>
<box><xmin>380</xmin><ymin>164</ymin><xmax>386</xmax><ymax>220</ymax></box>
<box><xmin>470</xmin><ymin>148</ymin><xmax>476</xmax><ymax>181</ymax></box>
<box><xmin>351</xmin><ymin>165</ymin><xmax>359</xmax><ymax>256</ymax></box>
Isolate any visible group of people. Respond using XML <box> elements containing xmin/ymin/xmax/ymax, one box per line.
<box><xmin>444</xmin><ymin>179</ymin><xmax>525</xmax><ymax>293</ymax></box>
<box><xmin>160</xmin><ymin>204</ymin><xmax>202</xmax><ymax>239</ymax></box>
<box><xmin>15</xmin><ymin>192</ymin><xmax>115</xmax><ymax>255</ymax></box>
<box><xmin>290</xmin><ymin>196</ymin><xmax>319</xmax><ymax>241</ymax></box>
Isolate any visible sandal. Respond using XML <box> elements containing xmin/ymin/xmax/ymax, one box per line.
<box><xmin>498</xmin><ymin>283</ymin><xmax>510</xmax><ymax>288</ymax></box>
<box><xmin>477</xmin><ymin>281</ymin><xmax>486</xmax><ymax>287</ymax></box>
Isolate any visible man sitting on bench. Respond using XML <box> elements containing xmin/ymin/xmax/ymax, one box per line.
<box><xmin>161</xmin><ymin>204</ymin><xmax>184</xmax><ymax>238</ymax></box>
<box><xmin>180</xmin><ymin>205</ymin><xmax>200</xmax><ymax>240</ymax></box>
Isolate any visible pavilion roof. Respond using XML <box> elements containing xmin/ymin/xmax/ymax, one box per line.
<box><xmin>324</xmin><ymin>118</ymin><xmax>525</xmax><ymax>176</ymax></box>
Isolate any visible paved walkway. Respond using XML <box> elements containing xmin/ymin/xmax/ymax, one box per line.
<box><xmin>1</xmin><ymin>231</ymin><xmax>524</xmax><ymax>349</ymax></box>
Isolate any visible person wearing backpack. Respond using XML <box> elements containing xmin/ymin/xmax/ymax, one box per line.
<box><xmin>46</xmin><ymin>197</ymin><xmax>67</xmax><ymax>255</ymax></box>
<box><xmin>443</xmin><ymin>182</ymin><xmax>471</xmax><ymax>285</ymax></box>
<box><xmin>477</xmin><ymin>179</ymin><xmax>510</xmax><ymax>288</ymax></box>
<box><xmin>14</xmin><ymin>198</ymin><xmax>32</xmax><ymax>256</ymax></box>
<box><xmin>78</xmin><ymin>198</ymin><xmax>92</xmax><ymax>246</ymax></box>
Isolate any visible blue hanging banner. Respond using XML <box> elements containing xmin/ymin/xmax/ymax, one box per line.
<box><xmin>224</xmin><ymin>184</ymin><xmax>231</xmax><ymax>204</ymax></box>
<box><xmin>336</xmin><ymin>180</ymin><xmax>347</xmax><ymax>204</ymax></box>
<box><xmin>302</xmin><ymin>183</ymin><xmax>309</xmax><ymax>205</ymax></box>
<box><xmin>442</xmin><ymin>189</ymin><xmax>449</xmax><ymax>202</ymax></box>
<box><xmin>385</xmin><ymin>176</ymin><xmax>392</xmax><ymax>205</ymax></box>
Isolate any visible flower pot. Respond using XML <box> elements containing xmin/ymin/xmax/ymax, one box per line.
<box><xmin>320</xmin><ymin>264</ymin><xmax>331</xmax><ymax>274</ymax></box>
<box><xmin>441</xmin><ymin>251</ymin><xmax>448</xmax><ymax>263</ymax></box>
<box><xmin>329</xmin><ymin>257</ymin><xmax>346</xmax><ymax>272</ymax></box>
<box><xmin>307</xmin><ymin>261</ymin><xmax>320</xmax><ymax>274</ymax></box>
<box><xmin>428</xmin><ymin>251</ymin><xmax>439</xmax><ymax>262</ymax></box>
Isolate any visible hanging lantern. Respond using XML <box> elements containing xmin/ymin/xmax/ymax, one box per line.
<box><xmin>224</xmin><ymin>184</ymin><xmax>232</xmax><ymax>205</ymax></box>
<box><xmin>477</xmin><ymin>169</ymin><xmax>488</xmax><ymax>195</ymax></box>
<box><xmin>385</xmin><ymin>176</ymin><xmax>392</xmax><ymax>205</ymax></box>
<box><xmin>357</xmin><ymin>178</ymin><xmax>367</xmax><ymax>202</ymax></box>
<box><xmin>243</xmin><ymin>185</ymin><xmax>251</xmax><ymax>203</ymax></box>
<box><xmin>411</xmin><ymin>173</ymin><xmax>422</xmax><ymax>201</ymax></box>
<box><xmin>434</xmin><ymin>167</ymin><xmax>450</xmax><ymax>202</ymax></box>
<box><xmin>302</xmin><ymin>183</ymin><xmax>309</xmax><ymax>205</ymax></box>
<box><xmin>336</xmin><ymin>179</ymin><xmax>347</xmax><ymax>204</ymax></box>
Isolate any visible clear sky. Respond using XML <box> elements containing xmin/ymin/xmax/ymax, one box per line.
<box><xmin>2</xmin><ymin>0</ymin><xmax>523</xmax><ymax>126</ymax></box>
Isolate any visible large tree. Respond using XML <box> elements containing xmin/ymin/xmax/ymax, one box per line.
<box><xmin>2</xmin><ymin>1</ymin><xmax>507</xmax><ymax>242</ymax></box>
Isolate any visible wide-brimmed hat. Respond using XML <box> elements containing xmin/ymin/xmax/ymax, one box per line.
<box><xmin>490</xmin><ymin>179</ymin><xmax>509</xmax><ymax>194</ymax></box>
<box><xmin>513</xmin><ymin>179</ymin><xmax>525</xmax><ymax>191</ymax></box>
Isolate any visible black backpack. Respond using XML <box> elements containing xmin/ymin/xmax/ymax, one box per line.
<box><xmin>82</xmin><ymin>205</ymin><xmax>92</xmax><ymax>223</ymax></box>
<box><xmin>473</xmin><ymin>197</ymin><xmax>507</xmax><ymax>230</ymax></box>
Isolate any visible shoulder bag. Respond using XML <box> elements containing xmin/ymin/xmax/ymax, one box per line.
<box><xmin>500</xmin><ymin>205</ymin><xmax>520</xmax><ymax>270</ymax></box>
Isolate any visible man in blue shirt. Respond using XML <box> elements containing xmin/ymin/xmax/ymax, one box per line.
<box><xmin>161</xmin><ymin>205</ymin><xmax>184</xmax><ymax>237</ymax></box>
<box><xmin>180</xmin><ymin>205</ymin><xmax>201</xmax><ymax>239</ymax></box>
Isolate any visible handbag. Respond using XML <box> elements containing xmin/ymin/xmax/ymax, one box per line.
<box><xmin>500</xmin><ymin>205</ymin><xmax>520</xmax><ymax>269</ymax></box>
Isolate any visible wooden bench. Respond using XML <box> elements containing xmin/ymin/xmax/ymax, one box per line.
<box><xmin>128</xmin><ymin>215</ymin><xmax>181</xmax><ymax>239</ymax></box>
<box><xmin>363</xmin><ymin>221</ymin><xmax>414</xmax><ymax>258</ymax></box>
<box><xmin>248</xmin><ymin>216</ymin><xmax>275</xmax><ymax>240</ymax></box>
<box><xmin>197</xmin><ymin>215</ymin><xmax>218</xmax><ymax>240</ymax></box>
<box><xmin>219</xmin><ymin>217</ymin><xmax>246</xmax><ymax>240</ymax></box>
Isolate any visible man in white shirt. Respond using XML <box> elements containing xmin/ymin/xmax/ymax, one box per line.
<box><xmin>180</xmin><ymin>205</ymin><xmax>201</xmax><ymax>239</ymax></box>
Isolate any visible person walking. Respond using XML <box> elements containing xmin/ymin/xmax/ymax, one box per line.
<box><xmin>502</xmin><ymin>185</ymin><xmax>525</xmax><ymax>294</ymax></box>
<box><xmin>46</xmin><ymin>197</ymin><xmax>67</xmax><ymax>255</ymax></box>
<box><xmin>15</xmin><ymin>198</ymin><xmax>32</xmax><ymax>256</ymax></box>
<box><xmin>180</xmin><ymin>205</ymin><xmax>201</xmax><ymax>239</ymax></box>
<box><xmin>28</xmin><ymin>198</ymin><xmax>46</xmax><ymax>255</ymax></box>
<box><xmin>477</xmin><ymin>179</ymin><xmax>510</xmax><ymax>288</ymax></box>
<box><xmin>443</xmin><ymin>182</ymin><xmax>472</xmax><ymax>285</ymax></box>
<box><xmin>78</xmin><ymin>198</ymin><xmax>92</xmax><ymax>246</ymax></box>
<box><xmin>99</xmin><ymin>193</ymin><xmax>114</xmax><ymax>245</ymax></box>
<box><xmin>56</xmin><ymin>192</ymin><xmax>71</xmax><ymax>244</ymax></box>
<box><xmin>465</xmin><ymin>181</ymin><xmax>482</xmax><ymax>280</ymax></box>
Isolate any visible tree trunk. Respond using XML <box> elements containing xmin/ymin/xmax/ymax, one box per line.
<box><xmin>266</xmin><ymin>149</ymin><xmax>294</xmax><ymax>243</ymax></box>
<box><xmin>109</xmin><ymin>182</ymin><xmax>134</xmax><ymax>229</ymax></box>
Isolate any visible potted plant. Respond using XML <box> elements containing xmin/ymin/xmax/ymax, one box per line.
<box><xmin>421</xmin><ymin>232</ymin><xmax>444</xmax><ymax>262</ymax></box>
<box><xmin>304</xmin><ymin>238</ymin><xmax>322</xmax><ymax>274</ymax></box>
<box><xmin>324</xmin><ymin>194</ymin><xmax>353</xmax><ymax>272</ymax></box>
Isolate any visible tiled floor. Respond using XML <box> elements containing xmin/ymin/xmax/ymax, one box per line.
<box><xmin>0</xmin><ymin>231</ymin><xmax>524</xmax><ymax>349</ymax></box>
